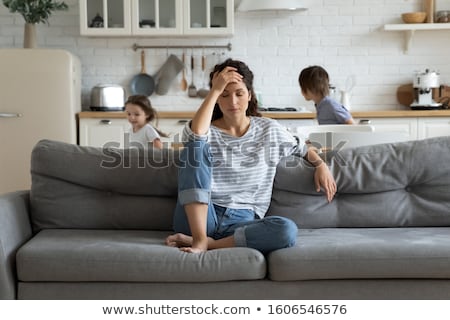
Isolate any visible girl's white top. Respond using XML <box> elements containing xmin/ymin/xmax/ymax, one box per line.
<box><xmin>128</xmin><ymin>123</ymin><xmax>160</xmax><ymax>148</ymax></box>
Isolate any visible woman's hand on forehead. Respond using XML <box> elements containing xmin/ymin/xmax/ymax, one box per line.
<box><xmin>212</xmin><ymin>67</ymin><xmax>243</xmax><ymax>91</ymax></box>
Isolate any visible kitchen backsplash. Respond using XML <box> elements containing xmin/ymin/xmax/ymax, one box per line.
<box><xmin>1</xmin><ymin>0</ymin><xmax>450</xmax><ymax>112</ymax></box>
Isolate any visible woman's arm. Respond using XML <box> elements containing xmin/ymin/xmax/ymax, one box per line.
<box><xmin>305</xmin><ymin>148</ymin><xmax>337</xmax><ymax>202</ymax></box>
<box><xmin>190</xmin><ymin>67</ymin><xmax>242</xmax><ymax>135</ymax></box>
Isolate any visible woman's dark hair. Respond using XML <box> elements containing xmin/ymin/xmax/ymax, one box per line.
<box><xmin>125</xmin><ymin>95</ymin><xmax>168</xmax><ymax>137</ymax></box>
<box><xmin>209</xmin><ymin>58</ymin><xmax>261</xmax><ymax>121</ymax></box>
<box><xmin>298</xmin><ymin>65</ymin><xmax>330</xmax><ymax>97</ymax></box>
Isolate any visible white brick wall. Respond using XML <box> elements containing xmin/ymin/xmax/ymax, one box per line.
<box><xmin>1</xmin><ymin>0</ymin><xmax>449</xmax><ymax>112</ymax></box>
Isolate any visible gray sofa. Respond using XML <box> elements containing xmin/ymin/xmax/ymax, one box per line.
<box><xmin>1</xmin><ymin>136</ymin><xmax>450</xmax><ymax>300</ymax></box>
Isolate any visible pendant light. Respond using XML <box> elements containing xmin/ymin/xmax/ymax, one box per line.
<box><xmin>237</xmin><ymin>0</ymin><xmax>307</xmax><ymax>12</ymax></box>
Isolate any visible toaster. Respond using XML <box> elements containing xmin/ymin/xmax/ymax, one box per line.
<box><xmin>90</xmin><ymin>84</ymin><xmax>125</xmax><ymax>111</ymax></box>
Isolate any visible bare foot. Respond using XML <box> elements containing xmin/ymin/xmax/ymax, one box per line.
<box><xmin>180</xmin><ymin>238</ymin><xmax>208</xmax><ymax>253</ymax></box>
<box><xmin>165</xmin><ymin>233</ymin><xmax>209</xmax><ymax>253</ymax></box>
<box><xmin>165</xmin><ymin>233</ymin><xmax>193</xmax><ymax>247</ymax></box>
<box><xmin>180</xmin><ymin>246</ymin><xmax>207</xmax><ymax>253</ymax></box>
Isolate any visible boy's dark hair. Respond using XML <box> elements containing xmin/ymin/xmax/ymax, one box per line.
<box><xmin>209</xmin><ymin>58</ymin><xmax>262</xmax><ymax>121</ymax></box>
<box><xmin>298</xmin><ymin>66</ymin><xmax>330</xmax><ymax>97</ymax></box>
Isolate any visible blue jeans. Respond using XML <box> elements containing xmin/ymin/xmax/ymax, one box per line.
<box><xmin>172</xmin><ymin>139</ymin><xmax>298</xmax><ymax>254</ymax></box>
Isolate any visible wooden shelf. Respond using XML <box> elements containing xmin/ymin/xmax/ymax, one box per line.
<box><xmin>384</xmin><ymin>23</ymin><xmax>450</xmax><ymax>53</ymax></box>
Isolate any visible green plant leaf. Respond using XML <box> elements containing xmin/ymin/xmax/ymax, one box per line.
<box><xmin>2</xmin><ymin>0</ymin><xmax>68</xmax><ymax>24</ymax></box>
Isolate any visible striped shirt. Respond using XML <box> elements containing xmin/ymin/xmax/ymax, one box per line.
<box><xmin>183</xmin><ymin>116</ymin><xmax>307</xmax><ymax>218</ymax></box>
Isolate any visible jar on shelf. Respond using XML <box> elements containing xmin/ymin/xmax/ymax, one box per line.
<box><xmin>436</xmin><ymin>11</ymin><xmax>450</xmax><ymax>23</ymax></box>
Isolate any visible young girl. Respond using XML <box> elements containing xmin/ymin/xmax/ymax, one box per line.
<box><xmin>299</xmin><ymin>66</ymin><xmax>355</xmax><ymax>125</ymax></box>
<box><xmin>124</xmin><ymin>95</ymin><xmax>167</xmax><ymax>149</ymax></box>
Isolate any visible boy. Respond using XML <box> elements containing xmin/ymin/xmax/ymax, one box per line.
<box><xmin>299</xmin><ymin>66</ymin><xmax>354</xmax><ymax>125</ymax></box>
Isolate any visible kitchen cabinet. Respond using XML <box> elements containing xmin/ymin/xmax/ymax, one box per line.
<box><xmin>80</xmin><ymin>0</ymin><xmax>234</xmax><ymax>37</ymax></box>
<box><xmin>183</xmin><ymin>0</ymin><xmax>234</xmax><ymax>36</ymax></box>
<box><xmin>418</xmin><ymin>117</ymin><xmax>450</xmax><ymax>139</ymax></box>
<box><xmin>79</xmin><ymin>0</ymin><xmax>132</xmax><ymax>36</ymax></box>
<box><xmin>353</xmin><ymin>117</ymin><xmax>418</xmax><ymax>140</ymax></box>
<box><xmin>275</xmin><ymin>118</ymin><xmax>316</xmax><ymax>131</ymax></box>
<box><xmin>158</xmin><ymin>118</ymin><xmax>189</xmax><ymax>146</ymax></box>
<box><xmin>79</xmin><ymin>118</ymin><xmax>129</xmax><ymax>148</ymax></box>
<box><xmin>131</xmin><ymin>0</ymin><xmax>183</xmax><ymax>36</ymax></box>
<box><xmin>79</xmin><ymin>116</ymin><xmax>189</xmax><ymax>148</ymax></box>
<box><xmin>78</xmin><ymin>111</ymin><xmax>450</xmax><ymax>148</ymax></box>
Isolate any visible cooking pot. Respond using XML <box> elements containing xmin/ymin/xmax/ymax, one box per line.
<box><xmin>90</xmin><ymin>84</ymin><xmax>125</xmax><ymax>111</ymax></box>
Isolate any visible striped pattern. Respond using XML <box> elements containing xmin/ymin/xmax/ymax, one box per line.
<box><xmin>183</xmin><ymin>117</ymin><xmax>307</xmax><ymax>218</ymax></box>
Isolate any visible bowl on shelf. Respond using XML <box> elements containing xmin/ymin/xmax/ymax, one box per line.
<box><xmin>401</xmin><ymin>12</ymin><xmax>427</xmax><ymax>23</ymax></box>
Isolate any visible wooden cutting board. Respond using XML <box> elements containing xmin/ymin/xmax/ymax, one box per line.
<box><xmin>397</xmin><ymin>84</ymin><xmax>450</xmax><ymax>106</ymax></box>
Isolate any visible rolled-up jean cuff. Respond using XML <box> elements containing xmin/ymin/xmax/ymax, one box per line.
<box><xmin>233</xmin><ymin>227</ymin><xmax>247</xmax><ymax>247</ymax></box>
<box><xmin>178</xmin><ymin>188</ymin><xmax>210</xmax><ymax>205</ymax></box>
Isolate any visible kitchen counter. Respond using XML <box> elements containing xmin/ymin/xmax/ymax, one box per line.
<box><xmin>78</xmin><ymin>109</ymin><xmax>450</xmax><ymax>119</ymax></box>
<box><xmin>350</xmin><ymin>110</ymin><xmax>450</xmax><ymax>118</ymax></box>
<box><xmin>78</xmin><ymin>111</ymin><xmax>193</xmax><ymax>119</ymax></box>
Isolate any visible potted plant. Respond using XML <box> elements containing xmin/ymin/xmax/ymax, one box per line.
<box><xmin>2</xmin><ymin>0</ymin><xmax>68</xmax><ymax>48</ymax></box>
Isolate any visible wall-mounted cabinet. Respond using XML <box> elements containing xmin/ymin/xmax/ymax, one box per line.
<box><xmin>183</xmin><ymin>0</ymin><xmax>234</xmax><ymax>36</ymax></box>
<box><xmin>80</xmin><ymin>0</ymin><xmax>234</xmax><ymax>37</ymax></box>
<box><xmin>131</xmin><ymin>0</ymin><xmax>183</xmax><ymax>36</ymax></box>
<box><xmin>79</xmin><ymin>0</ymin><xmax>132</xmax><ymax>36</ymax></box>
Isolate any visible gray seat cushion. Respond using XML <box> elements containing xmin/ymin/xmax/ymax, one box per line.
<box><xmin>16</xmin><ymin>229</ymin><xmax>266</xmax><ymax>282</ymax></box>
<box><xmin>268</xmin><ymin>227</ymin><xmax>450</xmax><ymax>281</ymax></box>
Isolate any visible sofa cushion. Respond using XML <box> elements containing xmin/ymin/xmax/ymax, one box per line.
<box><xmin>268</xmin><ymin>136</ymin><xmax>450</xmax><ymax>228</ymax></box>
<box><xmin>268</xmin><ymin>227</ymin><xmax>450</xmax><ymax>281</ymax></box>
<box><xmin>16</xmin><ymin>229</ymin><xmax>266</xmax><ymax>282</ymax></box>
<box><xmin>30</xmin><ymin>140</ymin><xmax>180</xmax><ymax>232</ymax></box>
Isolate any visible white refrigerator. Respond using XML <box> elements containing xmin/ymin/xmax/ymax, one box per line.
<box><xmin>0</xmin><ymin>49</ymin><xmax>81</xmax><ymax>194</ymax></box>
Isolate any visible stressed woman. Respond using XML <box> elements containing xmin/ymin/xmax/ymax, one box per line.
<box><xmin>166</xmin><ymin>59</ymin><xmax>336</xmax><ymax>254</ymax></box>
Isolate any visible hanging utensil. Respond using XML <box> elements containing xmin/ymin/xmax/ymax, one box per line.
<box><xmin>155</xmin><ymin>53</ymin><xmax>184</xmax><ymax>95</ymax></box>
<box><xmin>180</xmin><ymin>51</ymin><xmax>187</xmax><ymax>91</ymax></box>
<box><xmin>197</xmin><ymin>53</ymin><xmax>210</xmax><ymax>98</ymax></box>
<box><xmin>129</xmin><ymin>50</ymin><xmax>155</xmax><ymax>96</ymax></box>
<box><xmin>188</xmin><ymin>52</ymin><xmax>197</xmax><ymax>97</ymax></box>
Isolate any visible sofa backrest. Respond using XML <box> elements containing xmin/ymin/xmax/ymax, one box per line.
<box><xmin>267</xmin><ymin>136</ymin><xmax>450</xmax><ymax>228</ymax></box>
<box><xmin>30</xmin><ymin>140</ymin><xmax>180</xmax><ymax>233</ymax></box>
<box><xmin>31</xmin><ymin>137</ymin><xmax>450</xmax><ymax>233</ymax></box>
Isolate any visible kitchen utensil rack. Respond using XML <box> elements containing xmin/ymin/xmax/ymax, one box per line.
<box><xmin>132</xmin><ymin>43</ymin><xmax>232</xmax><ymax>52</ymax></box>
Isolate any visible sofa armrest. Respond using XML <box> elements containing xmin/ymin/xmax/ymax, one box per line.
<box><xmin>0</xmin><ymin>190</ymin><xmax>32</xmax><ymax>299</ymax></box>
